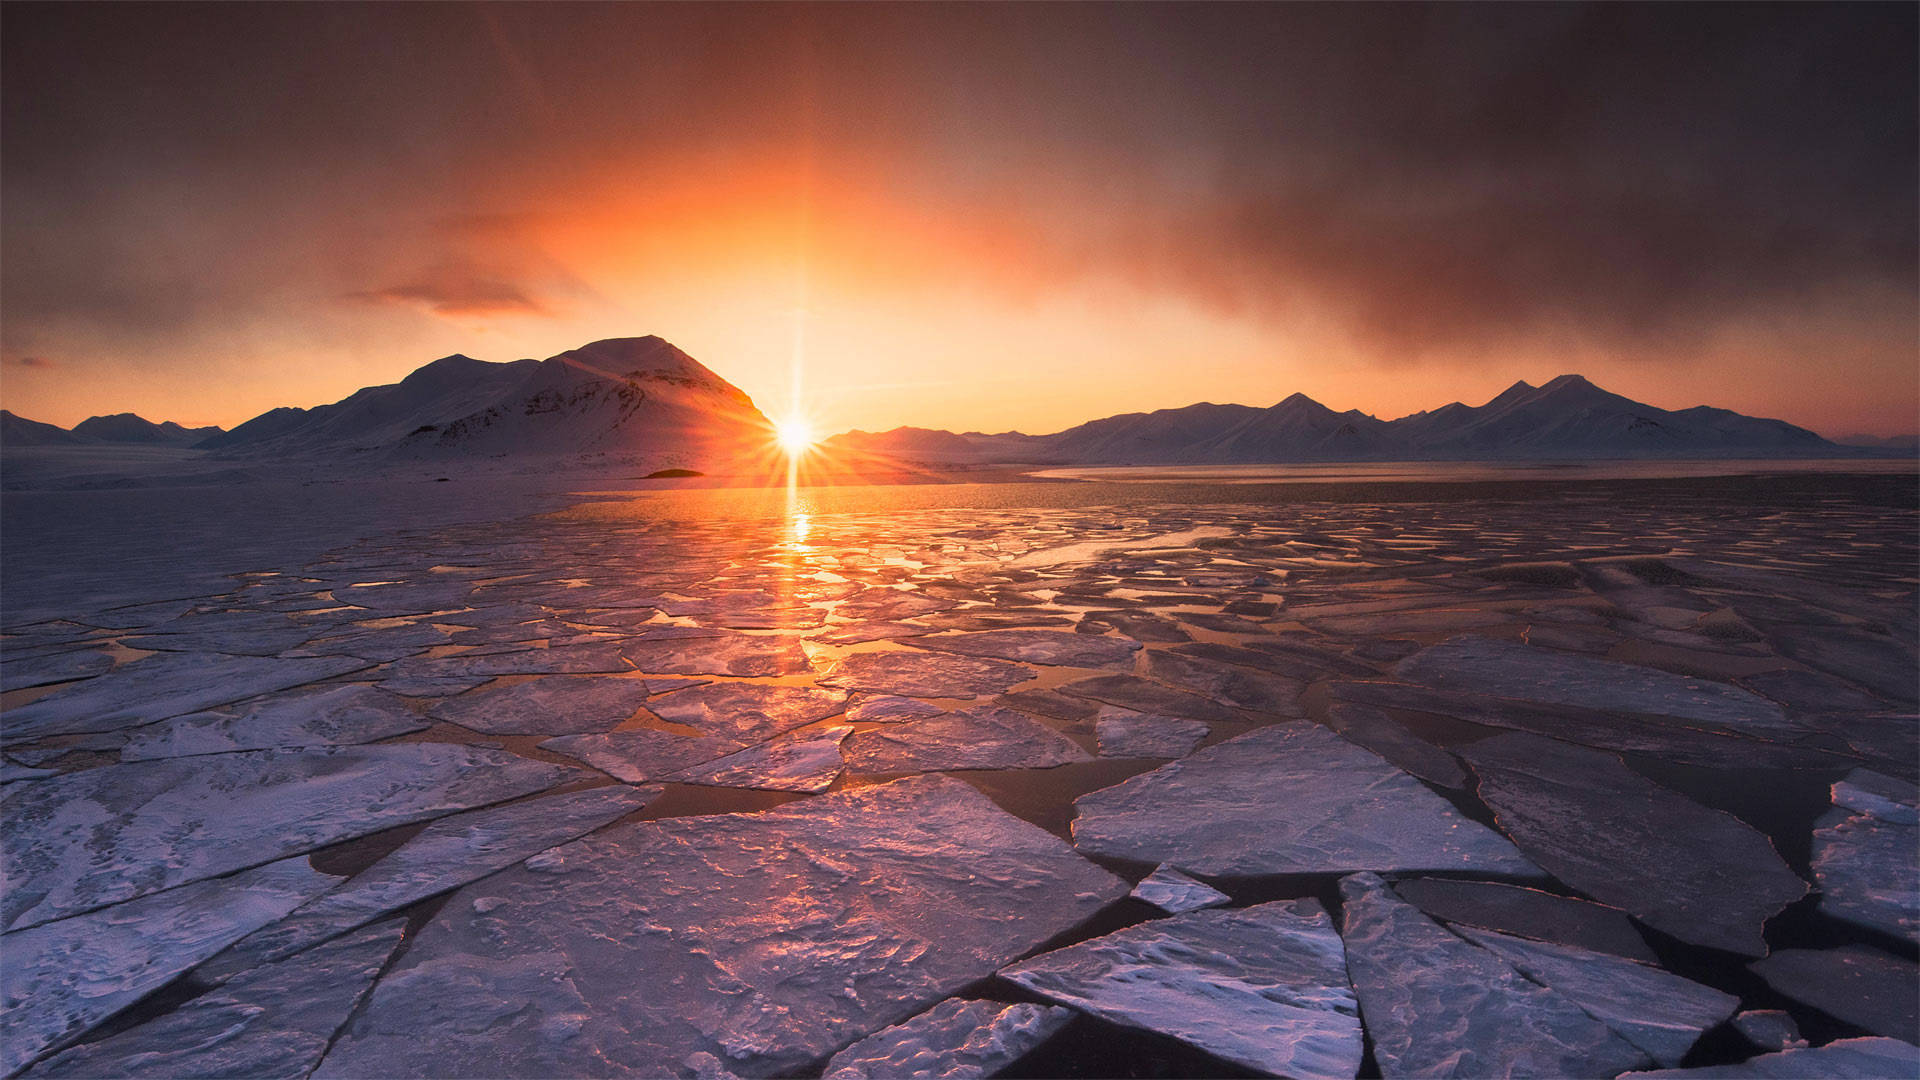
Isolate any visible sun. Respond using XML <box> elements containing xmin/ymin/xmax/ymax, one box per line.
<box><xmin>773</xmin><ymin>415</ymin><xmax>816</xmax><ymax>456</ymax></box>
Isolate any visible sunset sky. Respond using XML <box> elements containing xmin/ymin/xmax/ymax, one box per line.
<box><xmin>3</xmin><ymin>3</ymin><xmax>1915</xmax><ymax>437</ymax></box>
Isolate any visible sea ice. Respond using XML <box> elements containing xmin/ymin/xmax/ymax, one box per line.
<box><xmin>0</xmin><ymin>857</ymin><xmax>339</xmax><ymax>1076</ymax></box>
<box><xmin>1617</xmin><ymin>1037</ymin><xmax>1920</xmax><ymax>1078</ymax></box>
<box><xmin>195</xmin><ymin>786</ymin><xmax>656</xmax><ymax>983</ymax></box>
<box><xmin>1811</xmin><ymin>769</ymin><xmax>1919</xmax><ymax>944</ymax></box>
<box><xmin>1002</xmin><ymin>899</ymin><xmax>1362</xmax><ymax>1080</ymax></box>
<box><xmin>1455</xmin><ymin>927</ymin><xmax>1739</xmax><ymax>1066</ymax></box>
<box><xmin>0</xmin><ymin>648</ymin><xmax>113</xmax><ymax>693</ymax></box>
<box><xmin>1322</xmin><ymin>703</ymin><xmax>1465</xmax><ymax>788</ymax></box>
<box><xmin>1395</xmin><ymin>636</ymin><xmax>1795</xmax><ymax>735</ymax></box>
<box><xmin>23</xmin><ymin>921</ymin><xmax>406</xmax><ymax>1079</ymax></box>
<box><xmin>820</xmin><ymin>998</ymin><xmax>1073</xmax><ymax>1080</ymax></box>
<box><xmin>1747</xmin><ymin>946</ymin><xmax>1919</xmax><ymax>1041</ymax></box>
<box><xmin>538</xmin><ymin>729</ymin><xmax>743</xmax><ymax>782</ymax></box>
<box><xmin>621</xmin><ymin>629</ymin><xmax>812</xmax><ymax>676</ymax></box>
<box><xmin>1070</xmin><ymin>723</ymin><xmax>1536</xmax><ymax>877</ymax></box>
<box><xmin>1144</xmin><ymin>651</ymin><xmax>1303</xmax><ymax>715</ymax></box>
<box><xmin>843</xmin><ymin>706</ymin><xmax>1091</xmax><ymax>773</ymax></box>
<box><xmin>1390</xmin><ymin>878</ymin><xmax>1657</xmax><ymax>963</ymax></box>
<box><xmin>1728</xmin><ymin>1011</ymin><xmax>1805</xmax><ymax>1053</ymax></box>
<box><xmin>314</xmin><ymin>776</ymin><xmax>1126</xmax><ymax>1078</ymax></box>
<box><xmin>1094</xmin><ymin>709</ymin><xmax>1209</xmax><ymax>758</ymax></box>
<box><xmin>1338</xmin><ymin>872</ymin><xmax>1651</xmax><ymax>1078</ymax></box>
<box><xmin>1054</xmin><ymin>674</ymin><xmax>1240</xmax><ymax>724</ymax></box>
<box><xmin>428</xmin><ymin>675</ymin><xmax>652</xmax><ymax>735</ymax></box>
<box><xmin>672</xmin><ymin>725</ymin><xmax>851</xmax><ymax>792</ymax></box>
<box><xmin>844</xmin><ymin>695</ymin><xmax>947</xmax><ymax>724</ymax></box>
<box><xmin>1128</xmin><ymin>865</ymin><xmax>1229</xmax><ymax>913</ymax></box>
<box><xmin>907</xmin><ymin>629</ymin><xmax>1140</xmax><ymax>668</ymax></box>
<box><xmin>2</xmin><ymin>743</ymin><xmax>576</xmax><ymax>930</ymax></box>
<box><xmin>821</xmin><ymin>651</ymin><xmax>1033</xmax><ymax>697</ymax></box>
<box><xmin>1458</xmin><ymin>733</ymin><xmax>1809</xmax><ymax>956</ymax></box>
<box><xmin>119</xmin><ymin>684</ymin><xmax>427</xmax><ymax>759</ymax></box>
<box><xmin>646</xmin><ymin>682</ymin><xmax>848</xmax><ymax>742</ymax></box>
<box><xmin>1768</xmin><ymin>627</ymin><xmax>1919</xmax><ymax>706</ymax></box>
<box><xmin>1</xmin><ymin>652</ymin><xmax>373</xmax><ymax>740</ymax></box>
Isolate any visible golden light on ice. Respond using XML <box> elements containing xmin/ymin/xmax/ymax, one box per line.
<box><xmin>774</xmin><ymin>416</ymin><xmax>816</xmax><ymax>456</ymax></box>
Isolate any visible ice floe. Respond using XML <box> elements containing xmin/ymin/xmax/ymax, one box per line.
<box><xmin>2</xmin><ymin>652</ymin><xmax>373</xmax><ymax>740</ymax></box>
<box><xmin>1094</xmin><ymin>709</ymin><xmax>1208</xmax><ymax>759</ymax></box>
<box><xmin>1618</xmin><ymin>1037</ymin><xmax>1920</xmax><ymax>1078</ymax></box>
<box><xmin>844</xmin><ymin>706</ymin><xmax>1090</xmax><ymax>774</ymax></box>
<box><xmin>621</xmin><ymin>629</ymin><xmax>812</xmax><ymax>677</ymax></box>
<box><xmin>1002</xmin><ymin>899</ymin><xmax>1362</xmax><ymax>1080</ymax></box>
<box><xmin>672</xmin><ymin>725</ymin><xmax>851</xmax><ymax>792</ymax></box>
<box><xmin>1747</xmin><ymin>945</ymin><xmax>1919</xmax><ymax>1041</ymax></box>
<box><xmin>315</xmin><ymin>776</ymin><xmax>1125</xmax><ymax>1077</ymax></box>
<box><xmin>1127</xmin><ymin>865</ymin><xmax>1229</xmax><ymax>914</ymax></box>
<box><xmin>428</xmin><ymin>675</ymin><xmax>652</xmax><ymax>735</ymax></box>
<box><xmin>1322</xmin><ymin>702</ymin><xmax>1464</xmax><ymax>788</ymax></box>
<box><xmin>1811</xmin><ymin>769</ymin><xmax>1919</xmax><ymax>944</ymax></box>
<box><xmin>907</xmin><ymin>629</ymin><xmax>1140</xmax><ymax>668</ymax></box>
<box><xmin>1458</xmin><ymin>733</ymin><xmax>1808</xmax><ymax>956</ymax></box>
<box><xmin>538</xmin><ymin>728</ymin><xmax>743</xmax><ymax>782</ymax></box>
<box><xmin>821</xmin><ymin>651</ymin><xmax>1033</xmax><ymax>697</ymax></box>
<box><xmin>2</xmin><ymin>743</ymin><xmax>576</xmax><ymax>930</ymax></box>
<box><xmin>1071</xmin><ymin>723</ymin><xmax>1536</xmax><ymax>877</ymax></box>
<box><xmin>119</xmin><ymin>684</ymin><xmax>427</xmax><ymax>759</ymax></box>
<box><xmin>820</xmin><ymin>998</ymin><xmax>1072</xmax><ymax>1080</ymax></box>
<box><xmin>1391</xmin><ymin>878</ymin><xmax>1657</xmax><ymax>963</ymax></box>
<box><xmin>646</xmin><ymin>682</ymin><xmax>848</xmax><ymax>743</ymax></box>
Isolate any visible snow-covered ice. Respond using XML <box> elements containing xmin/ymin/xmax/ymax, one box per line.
<box><xmin>820</xmin><ymin>998</ymin><xmax>1073</xmax><ymax>1080</ymax></box>
<box><xmin>1127</xmin><ymin>864</ymin><xmax>1230</xmax><ymax>913</ymax></box>
<box><xmin>119</xmin><ymin>684</ymin><xmax>427</xmax><ymax>759</ymax></box>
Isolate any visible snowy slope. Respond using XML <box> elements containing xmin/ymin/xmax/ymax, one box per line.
<box><xmin>201</xmin><ymin>355</ymin><xmax>537</xmax><ymax>455</ymax></box>
<box><xmin>0</xmin><ymin>411</ymin><xmax>88</xmax><ymax>447</ymax></box>
<box><xmin>71</xmin><ymin>414</ymin><xmax>222</xmax><ymax>446</ymax></box>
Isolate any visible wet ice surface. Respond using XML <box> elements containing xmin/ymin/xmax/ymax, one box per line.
<box><xmin>1</xmin><ymin>474</ymin><xmax>1916</xmax><ymax>1077</ymax></box>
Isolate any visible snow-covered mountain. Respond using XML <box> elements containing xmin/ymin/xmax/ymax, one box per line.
<box><xmin>201</xmin><ymin>337</ymin><xmax>773</xmax><ymax>467</ymax></box>
<box><xmin>826</xmin><ymin>374</ymin><xmax>1849</xmax><ymax>465</ymax></box>
<box><xmin>0</xmin><ymin>410</ymin><xmax>222</xmax><ymax>447</ymax></box>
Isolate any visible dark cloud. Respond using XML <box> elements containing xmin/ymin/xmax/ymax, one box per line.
<box><xmin>346</xmin><ymin>271</ymin><xmax>551</xmax><ymax>318</ymax></box>
<box><xmin>10</xmin><ymin>356</ymin><xmax>54</xmax><ymax>369</ymax></box>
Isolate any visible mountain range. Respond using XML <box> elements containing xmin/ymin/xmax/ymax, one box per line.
<box><xmin>0</xmin><ymin>336</ymin><xmax>1898</xmax><ymax>468</ymax></box>
<box><xmin>829</xmin><ymin>374</ymin><xmax>1859</xmax><ymax>464</ymax></box>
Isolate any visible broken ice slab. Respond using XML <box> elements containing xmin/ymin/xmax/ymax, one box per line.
<box><xmin>1728</xmin><ymin>1011</ymin><xmax>1806</xmax><ymax>1053</ymax></box>
<box><xmin>1396</xmin><ymin>635</ymin><xmax>1796</xmax><ymax>736</ymax></box>
<box><xmin>23</xmin><ymin>921</ymin><xmax>406</xmax><ymax>1080</ymax></box>
<box><xmin>1071</xmin><ymin>723</ymin><xmax>1537</xmax><ymax>877</ymax></box>
<box><xmin>1738</xmin><ymin>668</ymin><xmax>1891</xmax><ymax>715</ymax></box>
<box><xmin>386</xmin><ymin>642</ymin><xmax>632</xmax><ymax>678</ymax></box>
<box><xmin>1128</xmin><ymin>865</ymin><xmax>1229</xmax><ymax>914</ymax></box>
<box><xmin>1002</xmin><ymin>899</ymin><xmax>1362</xmax><ymax>1080</ymax></box>
<box><xmin>0</xmin><ymin>652</ymin><xmax>374</xmax><ymax>741</ymax></box>
<box><xmin>0</xmin><ymin>856</ymin><xmax>339</xmax><ymax>1077</ymax></box>
<box><xmin>1095</xmin><ymin>709</ymin><xmax>1208</xmax><ymax>759</ymax></box>
<box><xmin>0</xmin><ymin>648</ymin><xmax>113</xmax><ymax>693</ymax></box>
<box><xmin>843</xmin><ymin>706</ymin><xmax>1091</xmax><ymax>774</ymax></box>
<box><xmin>1769</xmin><ymin>626</ymin><xmax>1919</xmax><ymax>706</ymax></box>
<box><xmin>906</xmin><ymin>629</ymin><xmax>1141</xmax><ymax>668</ymax></box>
<box><xmin>1054</xmin><ymin>674</ymin><xmax>1240</xmax><ymax>724</ymax></box>
<box><xmin>1322</xmin><ymin>702</ymin><xmax>1465</xmax><ymax>788</ymax></box>
<box><xmin>820</xmin><ymin>998</ymin><xmax>1073</xmax><ymax>1080</ymax></box>
<box><xmin>811</xmin><ymin>622</ymin><xmax>935</xmax><ymax>645</ymax></box>
<box><xmin>646</xmin><ymin>682</ymin><xmax>848</xmax><ymax>743</ymax></box>
<box><xmin>844</xmin><ymin>695</ymin><xmax>947</xmax><ymax>724</ymax></box>
<box><xmin>1812</xmin><ymin>769</ymin><xmax>1919</xmax><ymax>944</ymax></box>
<box><xmin>1457</xmin><ymin>733</ymin><xmax>1808</xmax><ymax>957</ymax></box>
<box><xmin>287</xmin><ymin>622</ymin><xmax>452</xmax><ymax>663</ymax></box>
<box><xmin>1144</xmin><ymin>651</ymin><xmax>1304</xmax><ymax>715</ymax></box>
<box><xmin>1618</xmin><ymin>1037</ymin><xmax>1920</xmax><ymax>1078</ymax></box>
<box><xmin>313</xmin><ymin>776</ymin><xmax>1126</xmax><ymax>1078</ymax></box>
<box><xmin>821</xmin><ymin>651</ymin><xmax>1033</xmax><ymax>697</ymax></box>
<box><xmin>1454</xmin><ymin>927</ymin><xmax>1739</xmax><ymax>1067</ymax></box>
<box><xmin>195</xmin><ymin>786</ymin><xmax>656</xmax><ymax>985</ymax></box>
<box><xmin>119</xmin><ymin>684</ymin><xmax>428</xmax><ymax>760</ymax></box>
<box><xmin>539</xmin><ymin>729</ymin><xmax>743</xmax><ymax>783</ymax></box>
<box><xmin>428</xmin><ymin>675</ymin><xmax>652</xmax><ymax>735</ymax></box>
<box><xmin>1748</xmin><ymin>946</ymin><xmax>1920</xmax><ymax>1041</ymax></box>
<box><xmin>2</xmin><ymin>743</ymin><xmax>578</xmax><ymax>930</ymax></box>
<box><xmin>1391</xmin><ymin>878</ymin><xmax>1658</xmax><ymax>964</ymax></box>
<box><xmin>620</xmin><ymin>628</ymin><xmax>812</xmax><ymax>676</ymax></box>
<box><xmin>1327</xmin><ymin>680</ymin><xmax>1854</xmax><ymax>771</ymax></box>
<box><xmin>1338</xmin><ymin>872</ymin><xmax>1652</xmax><ymax>1078</ymax></box>
<box><xmin>671</xmin><ymin>725</ymin><xmax>851</xmax><ymax>793</ymax></box>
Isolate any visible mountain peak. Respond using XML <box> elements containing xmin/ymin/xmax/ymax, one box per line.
<box><xmin>1273</xmin><ymin>391</ymin><xmax>1330</xmax><ymax>410</ymax></box>
<box><xmin>1541</xmin><ymin>374</ymin><xmax>1596</xmax><ymax>391</ymax></box>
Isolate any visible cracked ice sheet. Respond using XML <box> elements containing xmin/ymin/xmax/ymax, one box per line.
<box><xmin>621</xmin><ymin>629</ymin><xmax>812</xmax><ymax>677</ymax></box>
<box><xmin>0</xmin><ymin>857</ymin><xmax>339</xmax><ymax>1077</ymax></box>
<box><xmin>539</xmin><ymin>729</ymin><xmax>742</xmax><ymax>782</ymax></box>
<box><xmin>1811</xmin><ymin>769</ymin><xmax>1919</xmax><ymax>944</ymax></box>
<box><xmin>1001</xmin><ymin>899</ymin><xmax>1362</xmax><ymax>1080</ymax></box>
<box><xmin>1071</xmin><ymin>723</ymin><xmax>1536</xmax><ymax>877</ymax></box>
<box><xmin>1338</xmin><ymin>872</ymin><xmax>1652</xmax><ymax>1078</ymax></box>
<box><xmin>2</xmin><ymin>743</ymin><xmax>578</xmax><ymax>930</ymax></box>
<box><xmin>1391</xmin><ymin>878</ymin><xmax>1657</xmax><ymax>963</ymax></box>
<box><xmin>0</xmin><ymin>652</ymin><xmax>374</xmax><ymax>741</ymax></box>
<box><xmin>843</xmin><ymin>706</ymin><xmax>1091</xmax><ymax>774</ymax></box>
<box><xmin>429</xmin><ymin>675</ymin><xmax>652</xmax><ymax>735</ymax></box>
<box><xmin>1618</xmin><ymin>1037</ymin><xmax>1920</xmax><ymax>1078</ymax></box>
<box><xmin>314</xmin><ymin>776</ymin><xmax>1126</xmax><ymax>1079</ymax></box>
<box><xmin>821</xmin><ymin>999</ymin><xmax>1073</xmax><ymax>1080</ymax></box>
<box><xmin>906</xmin><ymin>630</ymin><xmax>1140</xmax><ymax>669</ymax></box>
<box><xmin>23</xmin><ymin>921</ymin><xmax>406</xmax><ymax>1080</ymax></box>
<box><xmin>646</xmin><ymin>682</ymin><xmax>848</xmax><ymax>743</ymax></box>
<box><xmin>1458</xmin><ymin>733</ymin><xmax>1807</xmax><ymax>957</ymax></box>
<box><xmin>1095</xmin><ymin>710</ymin><xmax>1208</xmax><ymax>759</ymax></box>
<box><xmin>1747</xmin><ymin>946</ymin><xmax>1920</xmax><ymax>1041</ymax></box>
<box><xmin>195</xmin><ymin>786</ymin><xmax>657</xmax><ymax>985</ymax></box>
<box><xmin>672</xmin><ymin>726</ymin><xmax>851</xmax><ymax>793</ymax></box>
<box><xmin>119</xmin><ymin>685</ymin><xmax>427</xmax><ymax>760</ymax></box>
<box><xmin>0</xmin><ymin>648</ymin><xmax>113</xmax><ymax>693</ymax></box>
<box><xmin>1128</xmin><ymin>865</ymin><xmax>1229</xmax><ymax>914</ymax></box>
<box><xmin>1455</xmin><ymin>927</ymin><xmax>1739</xmax><ymax>1067</ymax></box>
<box><xmin>821</xmin><ymin>651</ymin><xmax>1033</xmax><ymax>698</ymax></box>
<box><xmin>1395</xmin><ymin>635</ymin><xmax>1796</xmax><ymax>737</ymax></box>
